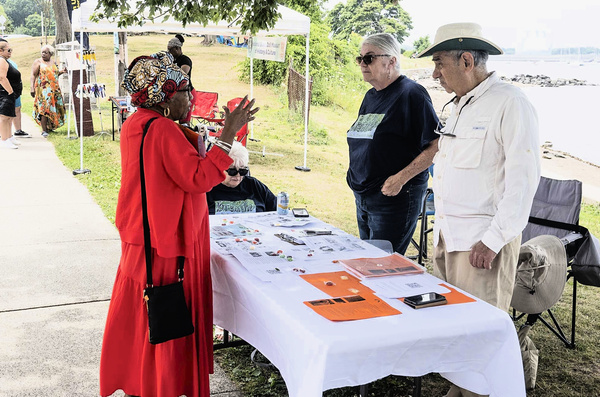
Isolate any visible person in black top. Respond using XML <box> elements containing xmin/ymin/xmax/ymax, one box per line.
<box><xmin>0</xmin><ymin>40</ymin><xmax>21</xmax><ymax>149</ymax></box>
<box><xmin>168</xmin><ymin>34</ymin><xmax>195</xmax><ymax>125</ymax></box>
<box><xmin>207</xmin><ymin>141</ymin><xmax>277</xmax><ymax>215</ymax></box>
<box><xmin>347</xmin><ymin>33</ymin><xmax>439</xmax><ymax>254</ymax></box>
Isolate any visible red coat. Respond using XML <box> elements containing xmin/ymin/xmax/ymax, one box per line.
<box><xmin>100</xmin><ymin>108</ymin><xmax>232</xmax><ymax>397</ymax></box>
<box><xmin>116</xmin><ymin>108</ymin><xmax>231</xmax><ymax>258</ymax></box>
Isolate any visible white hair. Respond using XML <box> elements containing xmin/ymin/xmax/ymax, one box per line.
<box><xmin>361</xmin><ymin>33</ymin><xmax>402</xmax><ymax>72</ymax></box>
<box><xmin>228</xmin><ymin>141</ymin><xmax>249</xmax><ymax>169</ymax></box>
<box><xmin>41</xmin><ymin>44</ymin><xmax>55</xmax><ymax>56</ymax></box>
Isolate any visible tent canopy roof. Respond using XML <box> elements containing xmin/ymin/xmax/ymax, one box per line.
<box><xmin>72</xmin><ymin>0</ymin><xmax>310</xmax><ymax>36</ymax></box>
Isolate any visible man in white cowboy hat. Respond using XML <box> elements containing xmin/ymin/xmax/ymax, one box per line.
<box><xmin>417</xmin><ymin>23</ymin><xmax>541</xmax><ymax>396</ymax></box>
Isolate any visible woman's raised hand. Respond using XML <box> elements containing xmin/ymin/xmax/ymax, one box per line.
<box><xmin>219</xmin><ymin>96</ymin><xmax>259</xmax><ymax>144</ymax></box>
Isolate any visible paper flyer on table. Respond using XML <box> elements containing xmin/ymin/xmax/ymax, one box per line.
<box><xmin>228</xmin><ymin>246</ymin><xmax>316</xmax><ymax>282</ymax></box>
<box><xmin>241</xmin><ymin>212</ymin><xmax>316</xmax><ymax>227</ymax></box>
<box><xmin>362</xmin><ymin>275</ymin><xmax>451</xmax><ymax>299</ymax></box>
<box><xmin>302</xmin><ymin>234</ymin><xmax>369</xmax><ymax>254</ymax></box>
<box><xmin>210</xmin><ymin>223</ymin><xmax>261</xmax><ymax>239</ymax></box>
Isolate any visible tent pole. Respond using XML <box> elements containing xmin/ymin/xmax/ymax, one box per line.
<box><xmin>66</xmin><ymin>27</ymin><xmax>74</xmax><ymax>140</ymax></box>
<box><xmin>250</xmin><ymin>38</ymin><xmax>254</xmax><ymax>140</ymax></box>
<box><xmin>295</xmin><ymin>32</ymin><xmax>310</xmax><ymax>172</ymax></box>
<box><xmin>74</xmin><ymin>26</ymin><xmax>90</xmax><ymax>175</ymax></box>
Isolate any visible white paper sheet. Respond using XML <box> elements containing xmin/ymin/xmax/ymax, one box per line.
<box><xmin>361</xmin><ymin>274</ymin><xmax>451</xmax><ymax>299</ymax></box>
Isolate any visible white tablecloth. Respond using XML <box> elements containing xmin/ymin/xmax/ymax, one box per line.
<box><xmin>210</xmin><ymin>213</ymin><xmax>525</xmax><ymax>397</ymax></box>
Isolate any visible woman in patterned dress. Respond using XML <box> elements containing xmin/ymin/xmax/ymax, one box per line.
<box><xmin>30</xmin><ymin>45</ymin><xmax>66</xmax><ymax>137</ymax></box>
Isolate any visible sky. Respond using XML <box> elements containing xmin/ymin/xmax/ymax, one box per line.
<box><xmin>325</xmin><ymin>0</ymin><xmax>600</xmax><ymax>51</ymax></box>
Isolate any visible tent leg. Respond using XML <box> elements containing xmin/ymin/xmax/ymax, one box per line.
<box><xmin>295</xmin><ymin>32</ymin><xmax>310</xmax><ymax>172</ymax></box>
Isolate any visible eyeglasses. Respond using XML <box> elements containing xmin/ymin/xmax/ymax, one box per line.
<box><xmin>434</xmin><ymin>96</ymin><xmax>474</xmax><ymax>138</ymax></box>
<box><xmin>355</xmin><ymin>54</ymin><xmax>390</xmax><ymax>65</ymax></box>
<box><xmin>1</xmin><ymin>48</ymin><xmax>12</xmax><ymax>53</ymax></box>
<box><xmin>226</xmin><ymin>167</ymin><xmax>249</xmax><ymax>176</ymax></box>
<box><xmin>434</xmin><ymin>98</ymin><xmax>456</xmax><ymax>137</ymax></box>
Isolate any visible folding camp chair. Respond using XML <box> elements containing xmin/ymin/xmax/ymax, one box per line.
<box><xmin>512</xmin><ymin>176</ymin><xmax>589</xmax><ymax>348</ymax></box>
<box><xmin>205</xmin><ymin>97</ymin><xmax>249</xmax><ymax>147</ymax></box>
<box><xmin>190</xmin><ymin>91</ymin><xmax>222</xmax><ymax>130</ymax></box>
<box><xmin>409</xmin><ymin>166</ymin><xmax>435</xmax><ymax>265</ymax></box>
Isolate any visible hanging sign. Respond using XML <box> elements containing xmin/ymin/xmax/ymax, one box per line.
<box><xmin>248</xmin><ymin>37</ymin><xmax>287</xmax><ymax>62</ymax></box>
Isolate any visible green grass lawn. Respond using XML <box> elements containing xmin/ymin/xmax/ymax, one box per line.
<box><xmin>14</xmin><ymin>34</ymin><xmax>600</xmax><ymax>396</ymax></box>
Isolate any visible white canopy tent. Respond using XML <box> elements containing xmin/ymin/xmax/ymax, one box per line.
<box><xmin>72</xmin><ymin>0</ymin><xmax>313</xmax><ymax>171</ymax></box>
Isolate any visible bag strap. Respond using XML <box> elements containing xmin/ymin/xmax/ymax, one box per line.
<box><xmin>139</xmin><ymin>117</ymin><xmax>185</xmax><ymax>288</ymax></box>
<box><xmin>529</xmin><ymin>216</ymin><xmax>588</xmax><ymax>236</ymax></box>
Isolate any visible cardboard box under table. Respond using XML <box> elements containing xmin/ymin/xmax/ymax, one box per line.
<box><xmin>209</xmin><ymin>213</ymin><xmax>525</xmax><ymax>397</ymax></box>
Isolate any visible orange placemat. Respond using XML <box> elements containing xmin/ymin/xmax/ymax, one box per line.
<box><xmin>301</xmin><ymin>271</ymin><xmax>401</xmax><ymax>321</ymax></box>
<box><xmin>439</xmin><ymin>283</ymin><xmax>477</xmax><ymax>305</ymax></box>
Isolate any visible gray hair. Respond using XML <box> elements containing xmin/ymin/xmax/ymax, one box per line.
<box><xmin>41</xmin><ymin>44</ymin><xmax>55</xmax><ymax>56</ymax></box>
<box><xmin>228</xmin><ymin>141</ymin><xmax>249</xmax><ymax>169</ymax></box>
<box><xmin>361</xmin><ymin>33</ymin><xmax>401</xmax><ymax>72</ymax></box>
<box><xmin>167</xmin><ymin>38</ymin><xmax>183</xmax><ymax>49</ymax></box>
<box><xmin>448</xmin><ymin>49</ymin><xmax>489</xmax><ymax>68</ymax></box>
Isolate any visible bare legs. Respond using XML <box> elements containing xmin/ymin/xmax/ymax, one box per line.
<box><xmin>40</xmin><ymin>114</ymin><xmax>48</xmax><ymax>132</ymax></box>
<box><xmin>12</xmin><ymin>105</ymin><xmax>21</xmax><ymax>131</ymax></box>
<box><xmin>0</xmin><ymin>114</ymin><xmax>12</xmax><ymax>141</ymax></box>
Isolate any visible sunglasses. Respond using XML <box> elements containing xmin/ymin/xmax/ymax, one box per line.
<box><xmin>1</xmin><ymin>48</ymin><xmax>12</xmax><ymax>53</ymax></box>
<box><xmin>355</xmin><ymin>54</ymin><xmax>390</xmax><ymax>65</ymax></box>
<box><xmin>226</xmin><ymin>167</ymin><xmax>249</xmax><ymax>176</ymax></box>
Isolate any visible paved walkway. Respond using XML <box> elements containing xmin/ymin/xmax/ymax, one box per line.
<box><xmin>0</xmin><ymin>115</ymin><xmax>242</xmax><ymax>396</ymax></box>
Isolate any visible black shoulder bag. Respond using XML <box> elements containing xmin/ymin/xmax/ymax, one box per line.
<box><xmin>140</xmin><ymin>117</ymin><xmax>195</xmax><ymax>344</ymax></box>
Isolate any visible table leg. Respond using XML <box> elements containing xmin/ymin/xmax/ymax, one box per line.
<box><xmin>413</xmin><ymin>376</ymin><xmax>422</xmax><ymax>397</ymax></box>
<box><xmin>359</xmin><ymin>384</ymin><xmax>368</xmax><ymax>397</ymax></box>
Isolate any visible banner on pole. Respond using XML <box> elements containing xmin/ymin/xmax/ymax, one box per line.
<box><xmin>248</xmin><ymin>37</ymin><xmax>287</xmax><ymax>62</ymax></box>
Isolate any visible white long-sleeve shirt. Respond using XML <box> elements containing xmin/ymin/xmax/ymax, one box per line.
<box><xmin>432</xmin><ymin>72</ymin><xmax>541</xmax><ymax>253</ymax></box>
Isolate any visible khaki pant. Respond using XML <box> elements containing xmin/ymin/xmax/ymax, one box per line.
<box><xmin>435</xmin><ymin>232</ymin><xmax>521</xmax><ymax>397</ymax></box>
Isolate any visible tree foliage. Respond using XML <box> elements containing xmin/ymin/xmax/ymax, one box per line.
<box><xmin>1</xmin><ymin>0</ymin><xmax>37</xmax><ymax>31</ymax></box>
<box><xmin>94</xmin><ymin>0</ymin><xmax>281</xmax><ymax>35</ymax></box>
<box><xmin>326</xmin><ymin>0</ymin><xmax>412</xmax><ymax>43</ymax></box>
<box><xmin>23</xmin><ymin>13</ymin><xmax>42</xmax><ymax>36</ymax></box>
<box><xmin>413</xmin><ymin>35</ymin><xmax>430</xmax><ymax>53</ymax></box>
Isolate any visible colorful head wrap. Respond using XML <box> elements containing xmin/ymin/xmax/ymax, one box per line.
<box><xmin>121</xmin><ymin>51</ymin><xmax>189</xmax><ymax>108</ymax></box>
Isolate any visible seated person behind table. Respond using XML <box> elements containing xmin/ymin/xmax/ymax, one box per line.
<box><xmin>207</xmin><ymin>141</ymin><xmax>276</xmax><ymax>214</ymax></box>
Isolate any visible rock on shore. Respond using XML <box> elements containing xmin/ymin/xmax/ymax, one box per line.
<box><xmin>501</xmin><ymin>74</ymin><xmax>593</xmax><ymax>87</ymax></box>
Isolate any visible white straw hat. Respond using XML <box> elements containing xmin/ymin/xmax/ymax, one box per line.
<box><xmin>511</xmin><ymin>235</ymin><xmax>568</xmax><ymax>314</ymax></box>
<box><xmin>417</xmin><ymin>22</ymin><xmax>503</xmax><ymax>58</ymax></box>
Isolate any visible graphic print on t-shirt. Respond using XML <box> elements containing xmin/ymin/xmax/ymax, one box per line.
<box><xmin>215</xmin><ymin>199</ymin><xmax>257</xmax><ymax>214</ymax></box>
<box><xmin>347</xmin><ymin>113</ymin><xmax>385</xmax><ymax>139</ymax></box>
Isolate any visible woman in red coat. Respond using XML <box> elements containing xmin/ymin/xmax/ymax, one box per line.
<box><xmin>99</xmin><ymin>51</ymin><xmax>258</xmax><ymax>397</ymax></box>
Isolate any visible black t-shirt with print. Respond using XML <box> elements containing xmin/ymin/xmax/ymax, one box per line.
<box><xmin>346</xmin><ymin>75</ymin><xmax>438</xmax><ymax>195</ymax></box>
<box><xmin>207</xmin><ymin>176</ymin><xmax>277</xmax><ymax>215</ymax></box>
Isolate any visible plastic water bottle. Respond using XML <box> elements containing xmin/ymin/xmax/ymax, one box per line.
<box><xmin>277</xmin><ymin>192</ymin><xmax>289</xmax><ymax>215</ymax></box>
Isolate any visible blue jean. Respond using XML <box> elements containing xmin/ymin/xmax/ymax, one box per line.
<box><xmin>354</xmin><ymin>181</ymin><xmax>427</xmax><ymax>255</ymax></box>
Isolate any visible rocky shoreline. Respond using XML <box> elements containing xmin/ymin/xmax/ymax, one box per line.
<box><xmin>501</xmin><ymin>74</ymin><xmax>593</xmax><ymax>87</ymax></box>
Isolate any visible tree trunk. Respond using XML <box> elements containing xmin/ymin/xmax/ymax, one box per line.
<box><xmin>52</xmin><ymin>0</ymin><xmax>71</xmax><ymax>44</ymax></box>
<box><xmin>201</xmin><ymin>35</ymin><xmax>216</xmax><ymax>46</ymax></box>
<box><xmin>117</xmin><ymin>32</ymin><xmax>128</xmax><ymax>96</ymax></box>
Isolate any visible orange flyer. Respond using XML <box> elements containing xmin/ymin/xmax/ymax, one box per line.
<box><xmin>301</xmin><ymin>271</ymin><xmax>401</xmax><ymax>321</ymax></box>
<box><xmin>439</xmin><ymin>283</ymin><xmax>477</xmax><ymax>305</ymax></box>
<box><xmin>339</xmin><ymin>253</ymin><xmax>425</xmax><ymax>278</ymax></box>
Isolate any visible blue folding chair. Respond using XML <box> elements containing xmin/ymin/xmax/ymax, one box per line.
<box><xmin>416</xmin><ymin>166</ymin><xmax>435</xmax><ymax>265</ymax></box>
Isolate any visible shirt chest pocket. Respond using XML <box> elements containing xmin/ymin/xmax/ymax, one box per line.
<box><xmin>450</xmin><ymin>117</ymin><xmax>491</xmax><ymax>168</ymax></box>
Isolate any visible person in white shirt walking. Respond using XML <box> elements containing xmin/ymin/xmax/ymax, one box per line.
<box><xmin>418</xmin><ymin>23</ymin><xmax>540</xmax><ymax>397</ymax></box>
